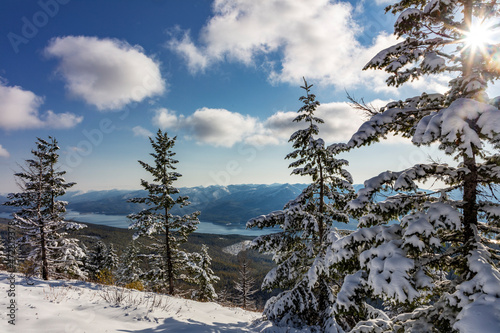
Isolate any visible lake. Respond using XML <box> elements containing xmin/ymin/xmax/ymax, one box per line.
<box><xmin>0</xmin><ymin>211</ymin><xmax>276</xmax><ymax>236</ymax></box>
<box><xmin>0</xmin><ymin>210</ymin><xmax>357</xmax><ymax>236</ymax></box>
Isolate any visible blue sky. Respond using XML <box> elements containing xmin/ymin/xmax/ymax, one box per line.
<box><xmin>1</xmin><ymin>0</ymin><xmax>498</xmax><ymax>193</ymax></box>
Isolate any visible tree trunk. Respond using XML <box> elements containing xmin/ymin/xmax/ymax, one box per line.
<box><xmin>38</xmin><ymin>159</ymin><xmax>49</xmax><ymax>280</ymax></box>
<box><xmin>463</xmin><ymin>0</ymin><xmax>472</xmax><ymax>29</ymax></box>
<box><xmin>461</xmin><ymin>0</ymin><xmax>478</xmax><ymax>245</ymax></box>
<box><xmin>463</xmin><ymin>1</ymin><xmax>473</xmax><ymax>77</ymax></box>
<box><xmin>463</xmin><ymin>153</ymin><xmax>478</xmax><ymax>243</ymax></box>
<box><xmin>318</xmin><ymin>160</ymin><xmax>325</xmax><ymax>243</ymax></box>
<box><xmin>40</xmin><ymin>219</ymin><xmax>49</xmax><ymax>280</ymax></box>
<box><xmin>165</xmin><ymin>211</ymin><xmax>174</xmax><ymax>295</ymax></box>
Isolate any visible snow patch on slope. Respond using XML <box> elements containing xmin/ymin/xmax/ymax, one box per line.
<box><xmin>222</xmin><ymin>241</ymin><xmax>253</xmax><ymax>256</ymax></box>
<box><xmin>0</xmin><ymin>271</ymin><xmax>264</xmax><ymax>332</ymax></box>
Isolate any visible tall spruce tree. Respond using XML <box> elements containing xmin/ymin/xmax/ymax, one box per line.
<box><xmin>128</xmin><ymin>130</ymin><xmax>200</xmax><ymax>295</ymax></box>
<box><xmin>323</xmin><ymin>1</ymin><xmax>500</xmax><ymax>332</ymax></box>
<box><xmin>247</xmin><ymin>79</ymin><xmax>355</xmax><ymax>329</ymax></box>
<box><xmin>3</xmin><ymin>137</ymin><xmax>85</xmax><ymax>280</ymax></box>
<box><xmin>189</xmin><ymin>244</ymin><xmax>219</xmax><ymax>302</ymax></box>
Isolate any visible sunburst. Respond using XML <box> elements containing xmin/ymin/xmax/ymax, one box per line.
<box><xmin>459</xmin><ymin>21</ymin><xmax>500</xmax><ymax>73</ymax></box>
<box><xmin>463</xmin><ymin>22</ymin><xmax>494</xmax><ymax>52</ymax></box>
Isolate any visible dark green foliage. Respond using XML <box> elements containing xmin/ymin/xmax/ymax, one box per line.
<box><xmin>248</xmin><ymin>79</ymin><xmax>355</xmax><ymax>329</ymax></box>
<box><xmin>188</xmin><ymin>244</ymin><xmax>220</xmax><ymax>302</ymax></box>
<box><xmin>322</xmin><ymin>1</ymin><xmax>500</xmax><ymax>331</ymax></box>
<box><xmin>116</xmin><ymin>241</ymin><xmax>143</xmax><ymax>285</ymax></box>
<box><xmin>3</xmin><ymin>137</ymin><xmax>86</xmax><ymax>280</ymax></box>
<box><xmin>128</xmin><ymin>130</ymin><xmax>200</xmax><ymax>295</ymax></box>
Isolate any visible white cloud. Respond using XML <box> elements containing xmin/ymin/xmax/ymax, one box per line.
<box><xmin>45</xmin><ymin>36</ymin><xmax>166</xmax><ymax>110</ymax></box>
<box><xmin>244</xmin><ymin>133</ymin><xmax>281</xmax><ymax>146</ymax></box>
<box><xmin>168</xmin><ymin>0</ymin><xmax>398</xmax><ymax>89</ymax></box>
<box><xmin>406</xmin><ymin>73</ymin><xmax>452</xmax><ymax>94</ymax></box>
<box><xmin>0</xmin><ymin>144</ymin><xmax>10</xmax><ymax>158</ymax></box>
<box><xmin>183</xmin><ymin>108</ymin><xmax>257</xmax><ymax>147</ymax></box>
<box><xmin>132</xmin><ymin>126</ymin><xmax>153</xmax><ymax>138</ymax></box>
<box><xmin>169</xmin><ymin>31</ymin><xmax>211</xmax><ymax>73</ymax></box>
<box><xmin>150</xmin><ymin>102</ymin><xmax>373</xmax><ymax>148</ymax></box>
<box><xmin>153</xmin><ymin>107</ymin><xmax>258</xmax><ymax>147</ymax></box>
<box><xmin>153</xmin><ymin>108</ymin><xmax>182</xmax><ymax>129</ymax></box>
<box><xmin>251</xmin><ymin>102</ymin><xmax>366</xmax><ymax>146</ymax></box>
<box><xmin>0</xmin><ymin>82</ymin><xmax>82</xmax><ymax>130</ymax></box>
<box><xmin>44</xmin><ymin>110</ymin><xmax>84</xmax><ymax>129</ymax></box>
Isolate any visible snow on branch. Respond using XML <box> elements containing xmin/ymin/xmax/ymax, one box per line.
<box><xmin>413</xmin><ymin>98</ymin><xmax>500</xmax><ymax>157</ymax></box>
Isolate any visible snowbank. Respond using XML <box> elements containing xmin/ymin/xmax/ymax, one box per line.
<box><xmin>0</xmin><ymin>271</ymin><xmax>271</xmax><ymax>333</ymax></box>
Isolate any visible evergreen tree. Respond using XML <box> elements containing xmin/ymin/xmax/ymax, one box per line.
<box><xmin>87</xmin><ymin>240</ymin><xmax>109</xmax><ymax>281</ymax></box>
<box><xmin>234</xmin><ymin>252</ymin><xmax>257</xmax><ymax>310</ymax></box>
<box><xmin>3</xmin><ymin>137</ymin><xmax>86</xmax><ymax>280</ymax></box>
<box><xmin>323</xmin><ymin>1</ymin><xmax>500</xmax><ymax>331</ymax></box>
<box><xmin>247</xmin><ymin>79</ymin><xmax>355</xmax><ymax>329</ymax></box>
<box><xmin>116</xmin><ymin>241</ymin><xmax>143</xmax><ymax>285</ymax></box>
<box><xmin>189</xmin><ymin>244</ymin><xmax>219</xmax><ymax>302</ymax></box>
<box><xmin>106</xmin><ymin>243</ymin><xmax>119</xmax><ymax>271</ymax></box>
<box><xmin>53</xmin><ymin>237</ymin><xmax>87</xmax><ymax>279</ymax></box>
<box><xmin>217</xmin><ymin>286</ymin><xmax>232</xmax><ymax>307</ymax></box>
<box><xmin>128</xmin><ymin>130</ymin><xmax>200</xmax><ymax>295</ymax></box>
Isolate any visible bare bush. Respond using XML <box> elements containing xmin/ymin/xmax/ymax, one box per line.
<box><xmin>43</xmin><ymin>285</ymin><xmax>71</xmax><ymax>303</ymax></box>
<box><xmin>97</xmin><ymin>285</ymin><xmax>171</xmax><ymax>312</ymax></box>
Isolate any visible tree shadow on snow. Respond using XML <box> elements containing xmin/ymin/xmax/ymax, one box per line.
<box><xmin>118</xmin><ymin>317</ymin><xmax>255</xmax><ymax>333</ymax></box>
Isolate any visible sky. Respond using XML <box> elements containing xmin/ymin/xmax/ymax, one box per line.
<box><xmin>1</xmin><ymin>0</ymin><xmax>499</xmax><ymax>193</ymax></box>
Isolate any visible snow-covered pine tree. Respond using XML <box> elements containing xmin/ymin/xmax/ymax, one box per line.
<box><xmin>3</xmin><ymin>137</ymin><xmax>86</xmax><ymax>280</ymax></box>
<box><xmin>324</xmin><ymin>1</ymin><xmax>500</xmax><ymax>331</ymax></box>
<box><xmin>128</xmin><ymin>129</ymin><xmax>200</xmax><ymax>295</ymax></box>
<box><xmin>53</xmin><ymin>237</ymin><xmax>87</xmax><ymax>279</ymax></box>
<box><xmin>247</xmin><ymin>79</ymin><xmax>355</xmax><ymax>329</ymax></box>
<box><xmin>87</xmin><ymin>240</ymin><xmax>109</xmax><ymax>281</ymax></box>
<box><xmin>234</xmin><ymin>252</ymin><xmax>257</xmax><ymax>310</ymax></box>
<box><xmin>116</xmin><ymin>241</ymin><xmax>143</xmax><ymax>286</ymax></box>
<box><xmin>189</xmin><ymin>244</ymin><xmax>219</xmax><ymax>302</ymax></box>
<box><xmin>106</xmin><ymin>243</ymin><xmax>119</xmax><ymax>271</ymax></box>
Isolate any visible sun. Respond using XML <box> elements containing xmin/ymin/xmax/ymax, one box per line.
<box><xmin>463</xmin><ymin>22</ymin><xmax>493</xmax><ymax>51</ymax></box>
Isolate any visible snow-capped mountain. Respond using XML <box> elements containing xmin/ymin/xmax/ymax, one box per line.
<box><xmin>40</xmin><ymin>184</ymin><xmax>309</xmax><ymax>225</ymax></box>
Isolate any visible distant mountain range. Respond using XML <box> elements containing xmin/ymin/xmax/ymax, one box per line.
<box><xmin>0</xmin><ymin>183</ymin><xmax>468</xmax><ymax>226</ymax></box>
<box><xmin>0</xmin><ymin>184</ymin><xmax>309</xmax><ymax>226</ymax></box>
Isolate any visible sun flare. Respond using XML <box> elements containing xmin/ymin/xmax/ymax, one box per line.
<box><xmin>464</xmin><ymin>23</ymin><xmax>493</xmax><ymax>50</ymax></box>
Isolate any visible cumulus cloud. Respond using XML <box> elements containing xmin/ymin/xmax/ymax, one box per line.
<box><xmin>132</xmin><ymin>126</ymin><xmax>154</xmax><ymax>138</ymax></box>
<box><xmin>153</xmin><ymin>108</ymin><xmax>182</xmax><ymax>129</ymax></box>
<box><xmin>168</xmin><ymin>0</ymin><xmax>397</xmax><ymax>89</ymax></box>
<box><xmin>150</xmin><ymin>101</ymin><xmax>375</xmax><ymax>148</ymax></box>
<box><xmin>247</xmin><ymin>102</ymin><xmax>366</xmax><ymax>146</ymax></box>
<box><xmin>0</xmin><ymin>82</ymin><xmax>83</xmax><ymax>130</ymax></box>
<box><xmin>0</xmin><ymin>144</ymin><xmax>10</xmax><ymax>158</ymax></box>
<box><xmin>184</xmin><ymin>108</ymin><xmax>257</xmax><ymax>147</ymax></box>
<box><xmin>45</xmin><ymin>36</ymin><xmax>166</xmax><ymax>110</ymax></box>
<box><xmin>44</xmin><ymin>110</ymin><xmax>84</xmax><ymax>129</ymax></box>
<box><xmin>153</xmin><ymin>107</ymin><xmax>257</xmax><ymax>147</ymax></box>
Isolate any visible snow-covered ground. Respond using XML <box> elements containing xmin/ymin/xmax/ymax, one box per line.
<box><xmin>222</xmin><ymin>240</ymin><xmax>253</xmax><ymax>256</ymax></box>
<box><xmin>0</xmin><ymin>271</ymin><xmax>282</xmax><ymax>333</ymax></box>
